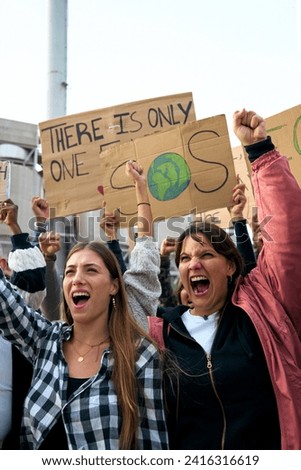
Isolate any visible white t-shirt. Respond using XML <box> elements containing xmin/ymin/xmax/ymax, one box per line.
<box><xmin>0</xmin><ymin>336</ymin><xmax>13</xmax><ymax>447</ymax></box>
<box><xmin>181</xmin><ymin>310</ymin><xmax>219</xmax><ymax>353</ymax></box>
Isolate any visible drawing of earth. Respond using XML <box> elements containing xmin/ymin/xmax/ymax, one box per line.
<box><xmin>147</xmin><ymin>152</ymin><xmax>191</xmax><ymax>201</ymax></box>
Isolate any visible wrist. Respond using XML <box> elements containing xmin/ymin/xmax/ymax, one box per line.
<box><xmin>135</xmin><ymin>184</ymin><xmax>149</xmax><ymax>199</ymax></box>
<box><xmin>42</xmin><ymin>252</ymin><xmax>56</xmax><ymax>261</ymax></box>
<box><xmin>230</xmin><ymin>214</ymin><xmax>244</xmax><ymax>221</ymax></box>
<box><xmin>244</xmin><ymin>136</ymin><xmax>274</xmax><ymax>162</ymax></box>
<box><xmin>106</xmin><ymin>234</ymin><xmax>117</xmax><ymax>241</ymax></box>
<box><xmin>34</xmin><ymin>221</ymin><xmax>48</xmax><ymax>231</ymax></box>
<box><xmin>137</xmin><ymin>202</ymin><xmax>151</xmax><ymax>207</ymax></box>
<box><xmin>232</xmin><ymin>217</ymin><xmax>247</xmax><ymax>225</ymax></box>
<box><xmin>8</xmin><ymin>223</ymin><xmax>22</xmax><ymax>235</ymax></box>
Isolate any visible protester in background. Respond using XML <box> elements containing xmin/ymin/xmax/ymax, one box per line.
<box><xmin>0</xmin><ymin>199</ymin><xmax>46</xmax><ymax>449</ymax></box>
<box><xmin>0</xmin><ymin>199</ymin><xmax>46</xmax><ymax>307</ymax></box>
<box><xmin>31</xmin><ymin>196</ymin><xmax>62</xmax><ymax>321</ymax></box>
<box><xmin>37</xmin><ymin>229</ymin><xmax>62</xmax><ymax>320</ymax></box>
<box><xmin>158</xmin><ymin>237</ymin><xmax>178</xmax><ymax>307</ymax></box>
<box><xmin>100</xmin><ymin>208</ymin><xmax>178</xmax><ymax>308</ymax></box>
<box><xmin>227</xmin><ymin>176</ymin><xmax>257</xmax><ymax>275</ymax></box>
<box><xmin>99</xmin><ymin>202</ymin><xmax>127</xmax><ymax>274</ymax></box>
<box><xmin>147</xmin><ymin>109</ymin><xmax>301</xmax><ymax>450</ymax></box>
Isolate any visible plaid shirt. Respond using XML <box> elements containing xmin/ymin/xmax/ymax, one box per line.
<box><xmin>0</xmin><ymin>270</ymin><xmax>169</xmax><ymax>450</ymax></box>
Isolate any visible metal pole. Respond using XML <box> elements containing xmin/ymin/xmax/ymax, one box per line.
<box><xmin>47</xmin><ymin>0</ymin><xmax>70</xmax><ymax>275</ymax></box>
<box><xmin>47</xmin><ymin>0</ymin><xmax>68</xmax><ymax>119</ymax></box>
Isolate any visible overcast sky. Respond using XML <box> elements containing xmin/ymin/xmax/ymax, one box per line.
<box><xmin>1</xmin><ymin>0</ymin><xmax>301</xmax><ymax>146</ymax></box>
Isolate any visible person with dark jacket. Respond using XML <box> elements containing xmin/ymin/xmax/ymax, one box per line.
<box><xmin>228</xmin><ymin>177</ymin><xmax>257</xmax><ymax>275</ymax></box>
<box><xmin>31</xmin><ymin>196</ymin><xmax>62</xmax><ymax>321</ymax></box>
<box><xmin>147</xmin><ymin>109</ymin><xmax>301</xmax><ymax>450</ymax></box>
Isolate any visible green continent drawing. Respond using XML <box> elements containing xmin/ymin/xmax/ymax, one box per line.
<box><xmin>147</xmin><ymin>152</ymin><xmax>191</xmax><ymax>201</ymax></box>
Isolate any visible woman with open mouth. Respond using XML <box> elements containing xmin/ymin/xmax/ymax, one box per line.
<box><xmin>148</xmin><ymin>108</ymin><xmax>301</xmax><ymax>450</ymax></box>
<box><xmin>0</xmin><ymin>163</ymin><xmax>168</xmax><ymax>450</ymax></box>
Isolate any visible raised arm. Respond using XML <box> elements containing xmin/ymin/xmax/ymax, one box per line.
<box><xmin>122</xmin><ymin>160</ymin><xmax>161</xmax><ymax>330</ymax></box>
<box><xmin>38</xmin><ymin>231</ymin><xmax>62</xmax><ymax>321</ymax></box>
<box><xmin>31</xmin><ymin>196</ymin><xmax>49</xmax><ymax>239</ymax></box>
<box><xmin>228</xmin><ymin>176</ymin><xmax>256</xmax><ymax>275</ymax></box>
<box><xmin>0</xmin><ymin>199</ymin><xmax>46</xmax><ymax>310</ymax></box>
<box><xmin>158</xmin><ymin>237</ymin><xmax>177</xmax><ymax>307</ymax></box>
<box><xmin>125</xmin><ymin>160</ymin><xmax>153</xmax><ymax>238</ymax></box>
<box><xmin>31</xmin><ymin>197</ymin><xmax>62</xmax><ymax>320</ymax></box>
<box><xmin>233</xmin><ymin>109</ymin><xmax>301</xmax><ymax>335</ymax></box>
<box><xmin>99</xmin><ymin>202</ymin><xmax>127</xmax><ymax>274</ymax></box>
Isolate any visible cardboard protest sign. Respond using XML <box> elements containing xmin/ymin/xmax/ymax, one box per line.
<box><xmin>198</xmin><ymin>145</ymin><xmax>255</xmax><ymax>228</ymax></box>
<box><xmin>102</xmin><ymin>114</ymin><xmax>237</xmax><ymax>227</ymax></box>
<box><xmin>265</xmin><ymin>104</ymin><xmax>301</xmax><ymax>186</ymax></box>
<box><xmin>198</xmin><ymin>102</ymin><xmax>301</xmax><ymax>229</ymax></box>
<box><xmin>0</xmin><ymin>161</ymin><xmax>11</xmax><ymax>201</ymax></box>
<box><xmin>39</xmin><ymin>92</ymin><xmax>195</xmax><ymax>218</ymax></box>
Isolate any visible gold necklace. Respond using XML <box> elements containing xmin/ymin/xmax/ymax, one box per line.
<box><xmin>71</xmin><ymin>336</ymin><xmax>110</xmax><ymax>363</ymax></box>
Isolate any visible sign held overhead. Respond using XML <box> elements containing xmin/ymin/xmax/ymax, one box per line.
<box><xmin>39</xmin><ymin>92</ymin><xmax>195</xmax><ymax>218</ymax></box>
<box><xmin>102</xmin><ymin>114</ymin><xmax>237</xmax><ymax>226</ymax></box>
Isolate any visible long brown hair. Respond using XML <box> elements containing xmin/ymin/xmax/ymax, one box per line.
<box><xmin>61</xmin><ymin>241</ymin><xmax>157</xmax><ymax>449</ymax></box>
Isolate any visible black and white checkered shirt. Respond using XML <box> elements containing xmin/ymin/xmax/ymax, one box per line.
<box><xmin>0</xmin><ymin>270</ymin><xmax>169</xmax><ymax>450</ymax></box>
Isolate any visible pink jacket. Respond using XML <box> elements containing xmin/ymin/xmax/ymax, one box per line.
<box><xmin>232</xmin><ymin>149</ymin><xmax>301</xmax><ymax>449</ymax></box>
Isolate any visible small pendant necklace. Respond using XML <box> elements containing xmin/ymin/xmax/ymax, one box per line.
<box><xmin>189</xmin><ymin>308</ymin><xmax>208</xmax><ymax>320</ymax></box>
<box><xmin>71</xmin><ymin>336</ymin><xmax>110</xmax><ymax>363</ymax></box>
